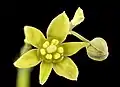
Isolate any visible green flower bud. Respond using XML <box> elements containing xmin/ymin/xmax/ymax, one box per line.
<box><xmin>86</xmin><ymin>37</ymin><xmax>109</xmax><ymax>61</ymax></box>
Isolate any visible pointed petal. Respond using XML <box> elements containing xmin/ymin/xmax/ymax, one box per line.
<box><xmin>14</xmin><ymin>49</ymin><xmax>41</xmax><ymax>68</ymax></box>
<box><xmin>62</xmin><ymin>42</ymin><xmax>89</xmax><ymax>56</ymax></box>
<box><xmin>47</xmin><ymin>12</ymin><xmax>69</xmax><ymax>43</ymax></box>
<box><xmin>24</xmin><ymin>26</ymin><xmax>46</xmax><ymax>48</ymax></box>
<box><xmin>39</xmin><ymin>62</ymin><xmax>53</xmax><ymax>85</ymax></box>
<box><xmin>71</xmin><ymin>7</ymin><xmax>84</xmax><ymax>26</ymax></box>
<box><xmin>53</xmin><ymin>57</ymin><xmax>78</xmax><ymax>80</ymax></box>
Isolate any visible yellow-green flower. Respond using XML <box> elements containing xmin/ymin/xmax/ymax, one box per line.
<box><xmin>14</xmin><ymin>12</ymin><xmax>88</xmax><ymax>85</ymax></box>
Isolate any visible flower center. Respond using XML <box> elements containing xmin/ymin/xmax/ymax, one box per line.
<box><xmin>47</xmin><ymin>45</ymin><xmax>57</xmax><ymax>53</ymax></box>
<box><xmin>39</xmin><ymin>39</ymin><xmax>64</xmax><ymax>63</ymax></box>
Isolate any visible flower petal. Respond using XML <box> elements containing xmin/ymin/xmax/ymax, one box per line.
<box><xmin>14</xmin><ymin>49</ymin><xmax>41</xmax><ymax>68</ymax></box>
<box><xmin>39</xmin><ymin>62</ymin><xmax>53</xmax><ymax>85</ymax></box>
<box><xmin>47</xmin><ymin>12</ymin><xmax>69</xmax><ymax>43</ymax></box>
<box><xmin>53</xmin><ymin>57</ymin><xmax>78</xmax><ymax>80</ymax></box>
<box><xmin>71</xmin><ymin>7</ymin><xmax>84</xmax><ymax>26</ymax></box>
<box><xmin>24</xmin><ymin>26</ymin><xmax>46</xmax><ymax>48</ymax></box>
<box><xmin>62</xmin><ymin>42</ymin><xmax>89</xmax><ymax>56</ymax></box>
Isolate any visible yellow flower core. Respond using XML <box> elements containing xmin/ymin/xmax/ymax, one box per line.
<box><xmin>40</xmin><ymin>39</ymin><xmax>64</xmax><ymax>62</ymax></box>
<box><xmin>47</xmin><ymin>45</ymin><xmax>57</xmax><ymax>53</ymax></box>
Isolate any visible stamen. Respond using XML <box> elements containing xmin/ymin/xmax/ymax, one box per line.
<box><xmin>43</xmin><ymin>41</ymin><xmax>50</xmax><ymax>48</ymax></box>
<box><xmin>51</xmin><ymin>39</ymin><xmax>59</xmax><ymax>45</ymax></box>
<box><xmin>54</xmin><ymin>53</ymin><xmax>61</xmax><ymax>59</ymax></box>
<box><xmin>40</xmin><ymin>49</ymin><xmax>46</xmax><ymax>55</ymax></box>
<box><xmin>57</xmin><ymin>47</ymin><xmax>64</xmax><ymax>53</ymax></box>
<box><xmin>45</xmin><ymin>54</ymin><xmax>52</xmax><ymax>59</ymax></box>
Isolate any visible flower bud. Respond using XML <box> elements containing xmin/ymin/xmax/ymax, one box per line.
<box><xmin>86</xmin><ymin>37</ymin><xmax>109</xmax><ymax>61</ymax></box>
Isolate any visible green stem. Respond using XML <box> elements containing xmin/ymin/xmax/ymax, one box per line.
<box><xmin>16</xmin><ymin>68</ymin><xmax>31</xmax><ymax>87</ymax></box>
<box><xmin>16</xmin><ymin>43</ymin><xmax>32</xmax><ymax>87</ymax></box>
<box><xmin>70</xmin><ymin>31</ymin><xmax>90</xmax><ymax>42</ymax></box>
<box><xmin>70</xmin><ymin>31</ymin><xmax>104</xmax><ymax>53</ymax></box>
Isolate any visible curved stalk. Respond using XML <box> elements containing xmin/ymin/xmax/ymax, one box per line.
<box><xmin>70</xmin><ymin>31</ymin><xmax>90</xmax><ymax>43</ymax></box>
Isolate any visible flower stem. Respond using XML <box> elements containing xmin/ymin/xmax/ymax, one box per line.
<box><xmin>16</xmin><ymin>68</ymin><xmax>31</xmax><ymax>87</ymax></box>
<box><xmin>16</xmin><ymin>43</ymin><xmax>32</xmax><ymax>87</ymax></box>
<box><xmin>70</xmin><ymin>31</ymin><xmax>90</xmax><ymax>43</ymax></box>
<box><xmin>70</xmin><ymin>31</ymin><xmax>104</xmax><ymax>53</ymax></box>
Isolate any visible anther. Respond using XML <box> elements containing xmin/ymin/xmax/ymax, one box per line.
<box><xmin>40</xmin><ymin>49</ymin><xmax>46</xmax><ymax>55</ymax></box>
<box><xmin>43</xmin><ymin>41</ymin><xmax>50</xmax><ymax>48</ymax></box>
<box><xmin>45</xmin><ymin>54</ymin><xmax>52</xmax><ymax>59</ymax></box>
<box><xmin>51</xmin><ymin>39</ymin><xmax>59</xmax><ymax>45</ymax></box>
<box><xmin>57</xmin><ymin>47</ymin><xmax>64</xmax><ymax>53</ymax></box>
<box><xmin>54</xmin><ymin>53</ymin><xmax>61</xmax><ymax>59</ymax></box>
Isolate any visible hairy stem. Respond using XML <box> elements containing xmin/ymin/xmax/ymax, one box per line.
<box><xmin>16</xmin><ymin>68</ymin><xmax>31</xmax><ymax>87</ymax></box>
<box><xmin>16</xmin><ymin>43</ymin><xmax>32</xmax><ymax>87</ymax></box>
<box><xmin>70</xmin><ymin>31</ymin><xmax>90</xmax><ymax>42</ymax></box>
<box><xmin>70</xmin><ymin>30</ymin><xmax>104</xmax><ymax>53</ymax></box>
